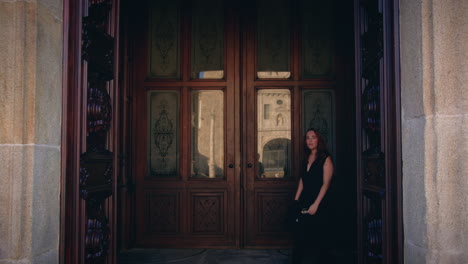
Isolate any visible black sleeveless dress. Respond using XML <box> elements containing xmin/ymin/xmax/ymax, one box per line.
<box><xmin>297</xmin><ymin>154</ymin><xmax>332</xmax><ymax>248</ymax></box>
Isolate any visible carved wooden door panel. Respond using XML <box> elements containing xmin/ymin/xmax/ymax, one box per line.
<box><xmin>242</xmin><ymin>0</ymin><xmax>344</xmax><ymax>247</ymax></box>
<box><xmin>129</xmin><ymin>0</ymin><xmax>239</xmax><ymax>247</ymax></box>
<box><xmin>64</xmin><ymin>0</ymin><xmax>120</xmax><ymax>263</ymax></box>
<box><xmin>354</xmin><ymin>0</ymin><xmax>403</xmax><ymax>263</ymax></box>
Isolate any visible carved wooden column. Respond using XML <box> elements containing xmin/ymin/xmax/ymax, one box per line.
<box><xmin>81</xmin><ymin>1</ymin><xmax>116</xmax><ymax>262</ymax></box>
<box><xmin>355</xmin><ymin>0</ymin><xmax>402</xmax><ymax>263</ymax></box>
<box><xmin>64</xmin><ymin>0</ymin><xmax>119</xmax><ymax>262</ymax></box>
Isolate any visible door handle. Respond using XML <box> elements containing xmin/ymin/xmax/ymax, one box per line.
<box><xmin>228</xmin><ymin>164</ymin><xmax>234</xmax><ymax>168</ymax></box>
<box><xmin>247</xmin><ymin>163</ymin><xmax>253</xmax><ymax>168</ymax></box>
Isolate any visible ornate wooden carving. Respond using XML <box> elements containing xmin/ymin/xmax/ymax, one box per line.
<box><xmin>258</xmin><ymin>193</ymin><xmax>289</xmax><ymax>233</ymax></box>
<box><xmin>83</xmin><ymin>0</ymin><xmax>114</xmax><ymax>152</ymax></box>
<box><xmin>80</xmin><ymin>0</ymin><xmax>116</xmax><ymax>262</ymax></box>
<box><xmin>87</xmin><ymin>84</ymin><xmax>112</xmax><ymax>152</ymax></box>
<box><xmin>82</xmin><ymin>0</ymin><xmax>114</xmax><ymax>82</ymax></box>
<box><xmin>85</xmin><ymin>198</ymin><xmax>110</xmax><ymax>262</ymax></box>
<box><xmin>360</xmin><ymin>0</ymin><xmax>383</xmax><ymax>154</ymax></box>
<box><xmin>363</xmin><ymin>190</ymin><xmax>384</xmax><ymax>263</ymax></box>
<box><xmin>79</xmin><ymin>150</ymin><xmax>113</xmax><ymax>263</ymax></box>
<box><xmin>363</xmin><ymin>152</ymin><xmax>385</xmax><ymax>186</ymax></box>
<box><xmin>79</xmin><ymin>151</ymin><xmax>113</xmax><ymax>199</ymax></box>
<box><xmin>64</xmin><ymin>0</ymin><xmax>119</xmax><ymax>262</ymax></box>
<box><xmin>87</xmin><ymin>84</ymin><xmax>112</xmax><ymax>134</ymax></box>
<box><xmin>359</xmin><ymin>0</ymin><xmax>385</xmax><ymax>187</ymax></box>
<box><xmin>148</xmin><ymin>193</ymin><xmax>179</xmax><ymax>233</ymax></box>
<box><xmin>192</xmin><ymin>194</ymin><xmax>223</xmax><ymax>233</ymax></box>
<box><xmin>360</xmin><ymin>0</ymin><xmax>383</xmax><ymax>82</ymax></box>
<box><xmin>356</xmin><ymin>0</ymin><xmax>403</xmax><ymax>262</ymax></box>
<box><xmin>357</xmin><ymin>1</ymin><xmax>386</xmax><ymax>262</ymax></box>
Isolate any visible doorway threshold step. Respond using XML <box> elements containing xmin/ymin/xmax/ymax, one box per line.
<box><xmin>118</xmin><ymin>248</ymin><xmax>291</xmax><ymax>264</ymax></box>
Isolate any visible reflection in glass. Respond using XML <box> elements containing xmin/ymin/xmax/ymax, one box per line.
<box><xmin>256</xmin><ymin>0</ymin><xmax>291</xmax><ymax>78</ymax></box>
<box><xmin>191</xmin><ymin>90</ymin><xmax>224</xmax><ymax>178</ymax></box>
<box><xmin>191</xmin><ymin>0</ymin><xmax>224</xmax><ymax>79</ymax></box>
<box><xmin>257</xmin><ymin>89</ymin><xmax>291</xmax><ymax>178</ymax></box>
<box><xmin>257</xmin><ymin>71</ymin><xmax>291</xmax><ymax>79</ymax></box>
<box><xmin>148</xmin><ymin>91</ymin><xmax>179</xmax><ymax>177</ymax></box>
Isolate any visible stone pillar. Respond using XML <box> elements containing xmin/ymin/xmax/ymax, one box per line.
<box><xmin>400</xmin><ymin>0</ymin><xmax>468</xmax><ymax>263</ymax></box>
<box><xmin>0</xmin><ymin>0</ymin><xmax>63</xmax><ymax>263</ymax></box>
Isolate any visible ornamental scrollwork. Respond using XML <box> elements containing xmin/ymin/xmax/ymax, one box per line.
<box><xmin>85</xmin><ymin>200</ymin><xmax>110</xmax><ymax>262</ymax></box>
<box><xmin>153</xmin><ymin>100</ymin><xmax>174</xmax><ymax>168</ymax></box>
<box><xmin>309</xmin><ymin>100</ymin><xmax>329</xmax><ymax>144</ymax></box>
<box><xmin>153</xmin><ymin>10</ymin><xmax>176</xmax><ymax>72</ymax></box>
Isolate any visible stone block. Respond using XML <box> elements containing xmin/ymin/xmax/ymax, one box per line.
<box><xmin>35</xmin><ymin>4</ymin><xmax>62</xmax><ymax>146</ymax></box>
<box><xmin>402</xmin><ymin>117</ymin><xmax>429</xmax><ymax>248</ymax></box>
<box><xmin>32</xmin><ymin>248</ymin><xmax>58</xmax><ymax>264</ymax></box>
<box><xmin>0</xmin><ymin>144</ymin><xmax>60</xmax><ymax>263</ymax></box>
<box><xmin>0</xmin><ymin>1</ymin><xmax>38</xmax><ymax>145</ymax></box>
<box><xmin>0</xmin><ymin>145</ymin><xmax>13</xmax><ymax>259</ymax></box>
<box><xmin>38</xmin><ymin>0</ymin><xmax>63</xmax><ymax>21</ymax></box>
<box><xmin>415</xmin><ymin>115</ymin><xmax>468</xmax><ymax>264</ymax></box>
<box><xmin>433</xmin><ymin>115</ymin><xmax>468</xmax><ymax>184</ymax></box>
<box><xmin>400</xmin><ymin>0</ymin><xmax>427</xmax><ymax>119</ymax></box>
<box><xmin>0</xmin><ymin>2</ymin><xmax>24</xmax><ymax>145</ymax></box>
<box><xmin>431</xmin><ymin>182</ymin><xmax>468</xmax><ymax>251</ymax></box>
<box><xmin>0</xmin><ymin>145</ymin><xmax>35</xmax><ymax>261</ymax></box>
<box><xmin>426</xmin><ymin>250</ymin><xmax>468</xmax><ymax>264</ymax></box>
<box><xmin>404</xmin><ymin>241</ymin><xmax>428</xmax><ymax>264</ymax></box>
<box><xmin>401</xmin><ymin>0</ymin><xmax>468</xmax><ymax>118</ymax></box>
<box><xmin>31</xmin><ymin>145</ymin><xmax>60</xmax><ymax>258</ymax></box>
<box><xmin>432</xmin><ymin>0</ymin><xmax>468</xmax><ymax>115</ymax></box>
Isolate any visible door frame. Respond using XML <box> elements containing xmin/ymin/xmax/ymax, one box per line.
<box><xmin>60</xmin><ymin>0</ymin><xmax>404</xmax><ymax>262</ymax></box>
<box><xmin>354</xmin><ymin>0</ymin><xmax>403</xmax><ymax>262</ymax></box>
<box><xmin>61</xmin><ymin>0</ymin><xmax>121</xmax><ymax>262</ymax></box>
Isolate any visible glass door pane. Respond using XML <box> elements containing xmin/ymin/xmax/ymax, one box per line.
<box><xmin>302</xmin><ymin>89</ymin><xmax>335</xmax><ymax>157</ymax></box>
<box><xmin>301</xmin><ymin>0</ymin><xmax>335</xmax><ymax>78</ymax></box>
<box><xmin>191</xmin><ymin>0</ymin><xmax>224</xmax><ymax>79</ymax></box>
<box><xmin>191</xmin><ymin>90</ymin><xmax>225</xmax><ymax>178</ymax></box>
<box><xmin>256</xmin><ymin>89</ymin><xmax>291</xmax><ymax>178</ymax></box>
<box><xmin>148</xmin><ymin>0</ymin><xmax>181</xmax><ymax>78</ymax></box>
<box><xmin>256</xmin><ymin>0</ymin><xmax>291</xmax><ymax>79</ymax></box>
<box><xmin>147</xmin><ymin>91</ymin><xmax>180</xmax><ymax>177</ymax></box>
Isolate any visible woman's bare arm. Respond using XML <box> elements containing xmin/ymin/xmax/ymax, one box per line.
<box><xmin>294</xmin><ymin>178</ymin><xmax>304</xmax><ymax>201</ymax></box>
<box><xmin>307</xmin><ymin>156</ymin><xmax>334</xmax><ymax>215</ymax></box>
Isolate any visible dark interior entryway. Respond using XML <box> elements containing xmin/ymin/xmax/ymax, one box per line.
<box><xmin>63</xmin><ymin>0</ymin><xmax>403</xmax><ymax>262</ymax></box>
<box><xmin>118</xmin><ymin>0</ymin><xmax>356</xmax><ymax>250</ymax></box>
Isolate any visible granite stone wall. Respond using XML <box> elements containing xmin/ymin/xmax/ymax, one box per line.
<box><xmin>0</xmin><ymin>0</ymin><xmax>63</xmax><ymax>263</ymax></box>
<box><xmin>400</xmin><ymin>0</ymin><xmax>468</xmax><ymax>262</ymax></box>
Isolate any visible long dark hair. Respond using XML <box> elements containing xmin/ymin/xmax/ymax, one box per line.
<box><xmin>303</xmin><ymin>128</ymin><xmax>330</xmax><ymax>163</ymax></box>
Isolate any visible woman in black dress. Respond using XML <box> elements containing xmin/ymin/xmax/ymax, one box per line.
<box><xmin>292</xmin><ymin>128</ymin><xmax>334</xmax><ymax>263</ymax></box>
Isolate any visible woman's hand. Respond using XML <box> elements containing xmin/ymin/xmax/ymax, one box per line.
<box><xmin>307</xmin><ymin>203</ymin><xmax>319</xmax><ymax>215</ymax></box>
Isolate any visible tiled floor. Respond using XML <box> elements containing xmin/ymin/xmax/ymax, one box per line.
<box><xmin>118</xmin><ymin>248</ymin><xmax>291</xmax><ymax>264</ymax></box>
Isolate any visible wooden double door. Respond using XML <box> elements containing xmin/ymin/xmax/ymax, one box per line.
<box><xmin>63</xmin><ymin>0</ymin><xmax>403</xmax><ymax>261</ymax></box>
<box><xmin>125</xmin><ymin>0</ymin><xmax>355</xmax><ymax>248</ymax></box>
